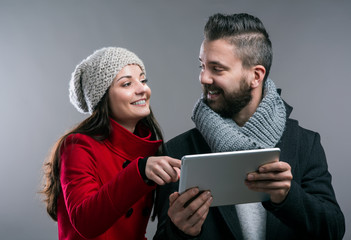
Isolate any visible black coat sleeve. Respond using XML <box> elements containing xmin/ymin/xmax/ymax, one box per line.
<box><xmin>153</xmin><ymin>129</ymin><xmax>210</xmax><ymax>240</ymax></box>
<box><xmin>263</xmin><ymin>129</ymin><xmax>345</xmax><ymax>239</ymax></box>
<box><xmin>153</xmin><ymin>148</ymin><xmax>199</xmax><ymax>240</ymax></box>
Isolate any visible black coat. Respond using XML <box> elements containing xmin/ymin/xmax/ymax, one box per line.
<box><xmin>153</xmin><ymin>103</ymin><xmax>345</xmax><ymax>240</ymax></box>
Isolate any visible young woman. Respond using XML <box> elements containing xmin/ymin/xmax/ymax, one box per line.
<box><xmin>41</xmin><ymin>47</ymin><xmax>181</xmax><ymax>240</ymax></box>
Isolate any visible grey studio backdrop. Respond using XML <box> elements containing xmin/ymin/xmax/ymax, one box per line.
<box><xmin>0</xmin><ymin>0</ymin><xmax>350</xmax><ymax>239</ymax></box>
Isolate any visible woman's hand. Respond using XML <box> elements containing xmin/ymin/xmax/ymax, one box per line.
<box><xmin>145</xmin><ymin>156</ymin><xmax>181</xmax><ymax>185</ymax></box>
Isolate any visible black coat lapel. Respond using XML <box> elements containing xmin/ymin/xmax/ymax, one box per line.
<box><xmin>218</xmin><ymin>205</ymin><xmax>244</xmax><ymax>240</ymax></box>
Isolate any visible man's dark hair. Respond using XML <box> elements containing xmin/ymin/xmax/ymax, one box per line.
<box><xmin>204</xmin><ymin>13</ymin><xmax>273</xmax><ymax>82</ymax></box>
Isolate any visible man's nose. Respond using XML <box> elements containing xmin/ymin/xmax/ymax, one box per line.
<box><xmin>199</xmin><ymin>70</ymin><xmax>213</xmax><ymax>85</ymax></box>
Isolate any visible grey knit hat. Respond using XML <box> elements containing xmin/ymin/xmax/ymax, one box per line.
<box><xmin>69</xmin><ymin>47</ymin><xmax>145</xmax><ymax>114</ymax></box>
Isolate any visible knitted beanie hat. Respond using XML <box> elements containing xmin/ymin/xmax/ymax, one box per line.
<box><xmin>69</xmin><ymin>47</ymin><xmax>145</xmax><ymax>114</ymax></box>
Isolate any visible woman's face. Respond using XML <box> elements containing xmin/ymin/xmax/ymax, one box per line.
<box><xmin>108</xmin><ymin>64</ymin><xmax>151</xmax><ymax>132</ymax></box>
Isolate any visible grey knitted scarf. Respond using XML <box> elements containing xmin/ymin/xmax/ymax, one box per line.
<box><xmin>191</xmin><ymin>78</ymin><xmax>286</xmax><ymax>240</ymax></box>
<box><xmin>191</xmin><ymin>78</ymin><xmax>286</xmax><ymax>152</ymax></box>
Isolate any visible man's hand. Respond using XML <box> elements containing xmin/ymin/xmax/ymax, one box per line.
<box><xmin>145</xmin><ymin>156</ymin><xmax>181</xmax><ymax>185</ymax></box>
<box><xmin>245</xmin><ymin>161</ymin><xmax>293</xmax><ymax>204</ymax></box>
<box><xmin>168</xmin><ymin>188</ymin><xmax>213</xmax><ymax>236</ymax></box>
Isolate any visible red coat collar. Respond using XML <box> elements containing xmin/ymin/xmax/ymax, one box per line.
<box><xmin>104</xmin><ymin>118</ymin><xmax>162</xmax><ymax>161</ymax></box>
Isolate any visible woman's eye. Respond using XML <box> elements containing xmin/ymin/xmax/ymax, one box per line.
<box><xmin>122</xmin><ymin>82</ymin><xmax>131</xmax><ymax>87</ymax></box>
<box><xmin>141</xmin><ymin>78</ymin><xmax>148</xmax><ymax>84</ymax></box>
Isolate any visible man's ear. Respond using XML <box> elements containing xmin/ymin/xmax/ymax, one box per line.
<box><xmin>250</xmin><ymin>65</ymin><xmax>266</xmax><ymax>89</ymax></box>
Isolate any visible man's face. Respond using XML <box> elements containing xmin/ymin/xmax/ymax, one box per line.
<box><xmin>199</xmin><ymin>39</ymin><xmax>252</xmax><ymax>118</ymax></box>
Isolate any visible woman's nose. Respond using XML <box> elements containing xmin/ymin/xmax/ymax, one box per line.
<box><xmin>135</xmin><ymin>81</ymin><xmax>147</xmax><ymax>94</ymax></box>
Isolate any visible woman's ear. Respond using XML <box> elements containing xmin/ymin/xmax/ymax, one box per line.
<box><xmin>250</xmin><ymin>65</ymin><xmax>266</xmax><ymax>89</ymax></box>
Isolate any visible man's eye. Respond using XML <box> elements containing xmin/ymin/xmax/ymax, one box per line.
<box><xmin>213</xmin><ymin>67</ymin><xmax>223</xmax><ymax>72</ymax></box>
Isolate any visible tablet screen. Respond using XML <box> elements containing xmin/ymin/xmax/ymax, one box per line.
<box><xmin>178</xmin><ymin>148</ymin><xmax>280</xmax><ymax>206</ymax></box>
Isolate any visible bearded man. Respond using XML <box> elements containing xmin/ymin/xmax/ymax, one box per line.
<box><xmin>153</xmin><ymin>13</ymin><xmax>345</xmax><ymax>240</ymax></box>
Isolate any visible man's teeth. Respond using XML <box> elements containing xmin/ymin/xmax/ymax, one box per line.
<box><xmin>209</xmin><ymin>90</ymin><xmax>219</xmax><ymax>94</ymax></box>
<box><xmin>132</xmin><ymin>100</ymin><xmax>146</xmax><ymax>105</ymax></box>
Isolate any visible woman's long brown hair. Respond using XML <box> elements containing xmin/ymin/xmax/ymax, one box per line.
<box><xmin>41</xmin><ymin>92</ymin><xmax>164</xmax><ymax>221</ymax></box>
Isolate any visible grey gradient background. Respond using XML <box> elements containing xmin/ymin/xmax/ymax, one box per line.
<box><xmin>1</xmin><ymin>0</ymin><xmax>350</xmax><ymax>239</ymax></box>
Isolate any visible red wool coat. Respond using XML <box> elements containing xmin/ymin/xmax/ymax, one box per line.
<box><xmin>57</xmin><ymin>119</ymin><xmax>162</xmax><ymax>240</ymax></box>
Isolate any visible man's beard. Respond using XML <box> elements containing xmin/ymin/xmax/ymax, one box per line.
<box><xmin>204</xmin><ymin>77</ymin><xmax>252</xmax><ymax>119</ymax></box>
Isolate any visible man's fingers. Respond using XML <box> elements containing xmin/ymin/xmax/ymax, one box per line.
<box><xmin>168</xmin><ymin>188</ymin><xmax>212</xmax><ymax>236</ymax></box>
<box><xmin>186</xmin><ymin>192</ymin><xmax>212</xmax><ymax>226</ymax></box>
<box><xmin>181</xmin><ymin>191</ymin><xmax>211</xmax><ymax>220</ymax></box>
<box><xmin>186</xmin><ymin>198</ymin><xmax>211</xmax><ymax>236</ymax></box>
<box><xmin>246</xmin><ymin>179</ymin><xmax>291</xmax><ymax>190</ymax></box>
<box><xmin>259</xmin><ymin>161</ymin><xmax>290</xmax><ymax>173</ymax></box>
<box><xmin>171</xmin><ymin>188</ymin><xmax>200</xmax><ymax>210</ymax></box>
<box><xmin>247</xmin><ymin>171</ymin><xmax>292</xmax><ymax>181</ymax></box>
<box><xmin>245</xmin><ymin>161</ymin><xmax>292</xmax><ymax>204</ymax></box>
<box><xmin>169</xmin><ymin>192</ymin><xmax>180</xmax><ymax>206</ymax></box>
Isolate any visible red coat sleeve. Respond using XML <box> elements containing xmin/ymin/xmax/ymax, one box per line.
<box><xmin>60</xmin><ymin>134</ymin><xmax>156</xmax><ymax>239</ymax></box>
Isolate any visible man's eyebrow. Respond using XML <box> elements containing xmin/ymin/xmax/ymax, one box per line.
<box><xmin>199</xmin><ymin>58</ymin><xmax>225</xmax><ymax>66</ymax></box>
<box><xmin>208</xmin><ymin>61</ymin><xmax>225</xmax><ymax>66</ymax></box>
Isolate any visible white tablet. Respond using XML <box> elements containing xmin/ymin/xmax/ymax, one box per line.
<box><xmin>178</xmin><ymin>148</ymin><xmax>280</xmax><ymax>206</ymax></box>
